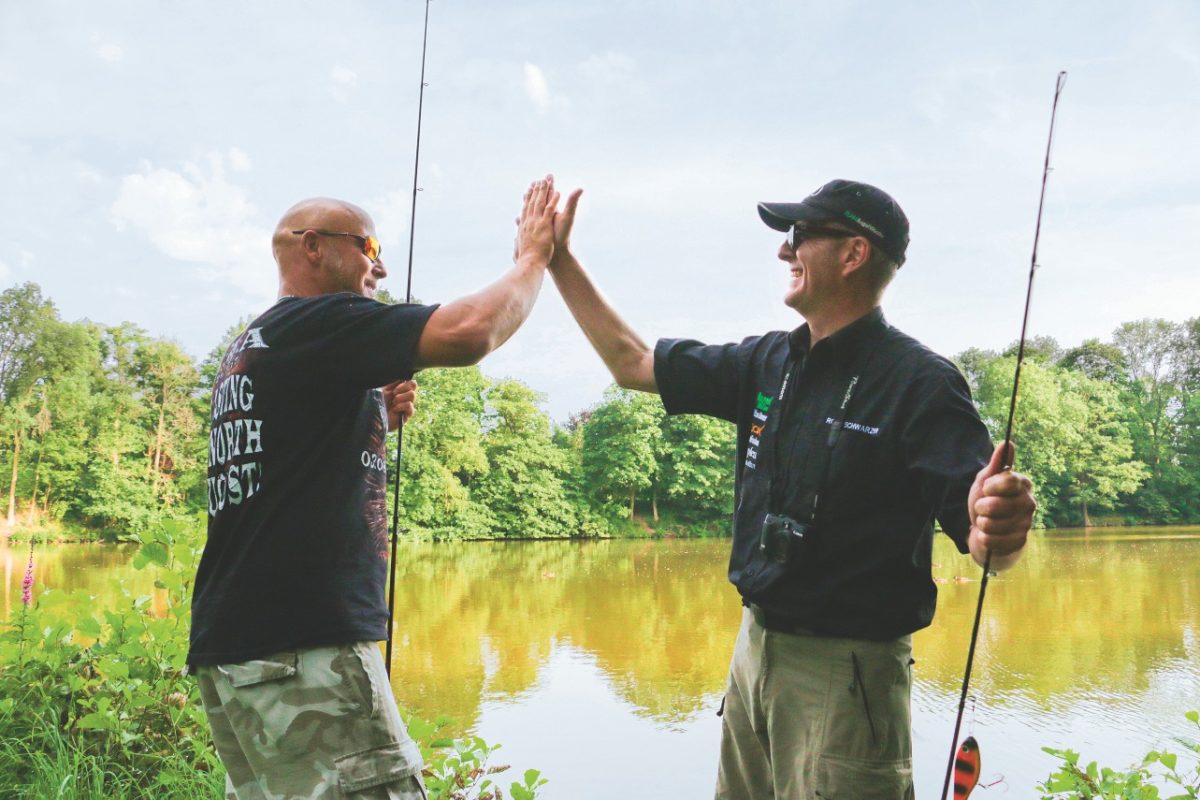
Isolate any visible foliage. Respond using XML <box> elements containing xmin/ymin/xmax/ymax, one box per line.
<box><xmin>0</xmin><ymin>521</ymin><xmax>546</xmax><ymax>799</ymax></box>
<box><xmin>959</xmin><ymin>316</ymin><xmax>1198</xmax><ymax>527</ymax></box>
<box><xmin>581</xmin><ymin>386</ymin><xmax>663</xmax><ymax>519</ymax></box>
<box><xmin>1038</xmin><ymin>710</ymin><xmax>1199</xmax><ymax>799</ymax></box>
<box><xmin>3</xmin><ymin>279</ymin><xmax>1196</xmax><ymax>538</ymax></box>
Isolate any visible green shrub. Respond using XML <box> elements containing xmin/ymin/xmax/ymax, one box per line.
<box><xmin>1039</xmin><ymin>711</ymin><xmax>1200</xmax><ymax>799</ymax></box>
<box><xmin>0</xmin><ymin>519</ymin><xmax>545</xmax><ymax>800</ymax></box>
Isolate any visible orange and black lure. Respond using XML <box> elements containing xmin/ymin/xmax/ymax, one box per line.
<box><xmin>953</xmin><ymin>736</ymin><xmax>981</xmax><ymax>799</ymax></box>
<box><xmin>938</xmin><ymin>70</ymin><xmax>1069</xmax><ymax>800</ymax></box>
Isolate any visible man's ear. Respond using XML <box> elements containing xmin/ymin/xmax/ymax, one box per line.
<box><xmin>841</xmin><ymin>237</ymin><xmax>872</xmax><ymax>277</ymax></box>
<box><xmin>296</xmin><ymin>230</ymin><xmax>323</xmax><ymax>265</ymax></box>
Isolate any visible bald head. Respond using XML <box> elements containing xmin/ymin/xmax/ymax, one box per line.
<box><xmin>272</xmin><ymin>197</ymin><xmax>386</xmax><ymax>299</ymax></box>
<box><xmin>273</xmin><ymin>197</ymin><xmax>373</xmax><ymax>262</ymax></box>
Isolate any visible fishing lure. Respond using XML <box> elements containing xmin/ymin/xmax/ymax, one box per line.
<box><xmin>953</xmin><ymin>736</ymin><xmax>981</xmax><ymax>799</ymax></box>
<box><xmin>938</xmin><ymin>70</ymin><xmax>1069</xmax><ymax>800</ymax></box>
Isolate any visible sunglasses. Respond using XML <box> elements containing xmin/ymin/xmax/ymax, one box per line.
<box><xmin>787</xmin><ymin>224</ymin><xmax>859</xmax><ymax>250</ymax></box>
<box><xmin>291</xmin><ymin>229</ymin><xmax>382</xmax><ymax>262</ymax></box>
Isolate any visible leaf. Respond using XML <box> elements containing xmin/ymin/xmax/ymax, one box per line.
<box><xmin>139</xmin><ymin>541</ymin><xmax>169</xmax><ymax>567</ymax></box>
<box><xmin>75</xmin><ymin>617</ymin><xmax>102</xmax><ymax>637</ymax></box>
<box><xmin>77</xmin><ymin>712</ymin><xmax>116</xmax><ymax>731</ymax></box>
<box><xmin>98</xmin><ymin>658</ymin><xmax>130</xmax><ymax>680</ymax></box>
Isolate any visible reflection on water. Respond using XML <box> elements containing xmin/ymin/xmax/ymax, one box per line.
<box><xmin>3</xmin><ymin>528</ymin><xmax>1198</xmax><ymax>799</ymax></box>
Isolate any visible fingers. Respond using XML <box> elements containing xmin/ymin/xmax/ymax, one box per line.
<box><xmin>562</xmin><ymin>188</ymin><xmax>583</xmax><ymax>219</ymax></box>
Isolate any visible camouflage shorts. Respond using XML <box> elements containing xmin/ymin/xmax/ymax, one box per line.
<box><xmin>196</xmin><ymin>641</ymin><xmax>427</xmax><ymax>800</ymax></box>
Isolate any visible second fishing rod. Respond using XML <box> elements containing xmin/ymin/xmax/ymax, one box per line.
<box><xmin>386</xmin><ymin>0</ymin><xmax>433</xmax><ymax>679</ymax></box>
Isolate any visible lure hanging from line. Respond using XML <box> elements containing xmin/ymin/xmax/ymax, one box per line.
<box><xmin>938</xmin><ymin>69</ymin><xmax>1068</xmax><ymax>800</ymax></box>
<box><xmin>953</xmin><ymin>736</ymin><xmax>981</xmax><ymax>799</ymax></box>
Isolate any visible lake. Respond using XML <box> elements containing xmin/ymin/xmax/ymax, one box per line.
<box><xmin>3</xmin><ymin>528</ymin><xmax>1199</xmax><ymax>799</ymax></box>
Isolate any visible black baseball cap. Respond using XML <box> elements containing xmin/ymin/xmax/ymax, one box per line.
<box><xmin>758</xmin><ymin>179</ymin><xmax>910</xmax><ymax>267</ymax></box>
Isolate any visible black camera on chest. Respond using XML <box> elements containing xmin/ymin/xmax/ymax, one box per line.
<box><xmin>759</xmin><ymin>512</ymin><xmax>812</xmax><ymax>566</ymax></box>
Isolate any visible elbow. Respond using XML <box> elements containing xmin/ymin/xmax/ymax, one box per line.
<box><xmin>611</xmin><ymin>349</ymin><xmax>656</xmax><ymax>392</ymax></box>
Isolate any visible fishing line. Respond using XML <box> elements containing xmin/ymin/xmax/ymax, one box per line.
<box><xmin>939</xmin><ymin>69</ymin><xmax>1067</xmax><ymax>800</ymax></box>
<box><xmin>386</xmin><ymin>0</ymin><xmax>433</xmax><ymax>679</ymax></box>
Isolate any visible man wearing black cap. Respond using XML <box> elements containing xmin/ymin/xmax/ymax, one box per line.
<box><xmin>545</xmin><ymin>180</ymin><xmax>1035</xmax><ymax>799</ymax></box>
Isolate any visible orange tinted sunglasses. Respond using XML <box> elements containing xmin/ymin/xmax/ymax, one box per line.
<box><xmin>291</xmin><ymin>229</ymin><xmax>382</xmax><ymax>262</ymax></box>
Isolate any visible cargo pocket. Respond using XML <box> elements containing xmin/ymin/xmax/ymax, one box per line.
<box><xmin>217</xmin><ymin>651</ymin><xmax>299</xmax><ymax>688</ymax></box>
<box><xmin>814</xmin><ymin>753</ymin><xmax>913</xmax><ymax>800</ymax></box>
<box><xmin>335</xmin><ymin>739</ymin><xmax>426</xmax><ymax>797</ymax></box>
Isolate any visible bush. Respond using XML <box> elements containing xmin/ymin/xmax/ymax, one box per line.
<box><xmin>1038</xmin><ymin>711</ymin><xmax>1200</xmax><ymax>799</ymax></box>
<box><xmin>0</xmin><ymin>519</ymin><xmax>545</xmax><ymax>799</ymax></box>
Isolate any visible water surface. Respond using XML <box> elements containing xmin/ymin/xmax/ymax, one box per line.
<box><xmin>3</xmin><ymin>528</ymin><xmax>1198</xmax><ymax>798</ymax></box>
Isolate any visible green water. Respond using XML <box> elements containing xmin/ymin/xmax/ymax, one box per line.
<box><xmin>4</xmin><ymin>528</ymin><xmax>1198</xmax><ymax>798</ymax></box>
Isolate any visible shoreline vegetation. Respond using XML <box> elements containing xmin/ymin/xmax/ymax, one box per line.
<box><xmin>1</xmin><ymin>282</ymin><xmax>1198</xmax><ymax>797</ymax></box>
<box><xmin>1</xmin><ymin>282</ymin><xmax>1198</xmax><ymax>544</ymax></box>
<box><xmin>0</xmin><ymin>520</ymin><xmax>548</xmax><ymax>800</ymax></box>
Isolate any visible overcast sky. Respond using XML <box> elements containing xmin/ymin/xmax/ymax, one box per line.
<box><xmin>2</xmin><ymin>0</ymin><xmax>1197</xmax><ymax>420</ymax></box>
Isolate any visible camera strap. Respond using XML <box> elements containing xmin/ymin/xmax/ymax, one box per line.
<box><xmin>767</xmin><ymin>343</ymin><xmax>876</xmax><ymax>522</ymax></box>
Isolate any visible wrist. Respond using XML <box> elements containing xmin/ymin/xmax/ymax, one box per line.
<box><xmin>516</xmin><ymin>250</ymin><xmax>551</xmax><ymax>271</ymax></box>
<box><xmin>548</xmin><ymin>248</ymin><xmax>578</xmax><ymax>272</ymax></box>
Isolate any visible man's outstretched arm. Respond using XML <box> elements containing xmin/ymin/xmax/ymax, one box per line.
<box><xmin>414</xmin><ymin>176</ymin><xmax>560</xmax><ymax>369</ymax></box>
<box><xmin>546</xmin><ymin>189</ymin><xmax>658</xmax><ymax>393</ymax></box>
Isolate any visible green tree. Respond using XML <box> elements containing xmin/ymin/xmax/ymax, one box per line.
<box><xmin>473</xmin><ymin>379</ymin><xmax>577</xmax><ymax>538</ymax></box>
<box><xmin>0</xmin><ymin>286</ymin><xmax>82</xmax><ymax>528</ymax></box>
<box><xmin>657</xmin><ymin>413</ymin><xmax>736</xmax><ymax>522</ymax></box>
<box><xmin>396</xmin><ymin>367</ymin><xmax>493</xmax><ymax>537</ymax></box>
<box><xmin>1112</xmin><ymin>319</ymin><xmax>1186</xmax><ymax>521</ymax></box>
<box><xmin>582</xmin><ymin>387</ymin><xmax>663</xmax><ymax>519</ymax></box>
<box><xmin>976</xmin><ymin>357</ymin><xmax>1146</xmax><ymax>526</ymax></box>
<box><xmin>1058</xmin><ymin>338</ymin><xmax>1128</xmax><ymax>384</ymax></box>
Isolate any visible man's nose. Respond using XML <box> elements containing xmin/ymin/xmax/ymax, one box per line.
<box><xmin>777</xmin><ymin>241</ymin><xmax>795</xmax><ymax>262</ymax></box>
<box><xmin>373</xmin><ymin>259</ymin><xmax>388</xmax><ymax>278</ymax></box>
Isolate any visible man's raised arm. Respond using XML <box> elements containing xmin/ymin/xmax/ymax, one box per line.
<box><xmin>414</xmin><ymin>176</ymin><xmax>560</xmax><ymax>369</ymax></box>
<box><xmin>545</xmin><ymin>189</ymin><xmax>658</xmax><ymax>393</ymax></box>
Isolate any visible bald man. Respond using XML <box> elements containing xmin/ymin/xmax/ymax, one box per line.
<box><xmin>189</xmin><ymin>178</ymin><xmax>562</xmax><ymax>799</ymax></box>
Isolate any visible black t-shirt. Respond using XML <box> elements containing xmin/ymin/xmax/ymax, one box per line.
<box><xmin>188</xmin><ymin>293</ymin><xmax>437</xmax><ymax>666</ymax></box>
<box><xmin>654</xmin><ymin>308</ymin><xmax>992</xmax><ymax>640</ymax></box>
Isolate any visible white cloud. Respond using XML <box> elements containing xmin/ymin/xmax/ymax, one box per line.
<box><xmin>97</xmin><ymin>43</ymin><xmax>123</xmax><ymax>62</ymax></box>
<box><xmin>523</xmin><ymin>63</ymin><xmax>550</xmax><ymax>113</ymax></box>
<box><xmin>227</xmin><ymin>147</ymin><xmax>252</xmax><ymax>172</ymax></box>
<box><xmin>0</xmin><ymin>259</ymin><xmax>10</xmax><ymax>283</ymax></box>
<box><xmin>109</xmin><ymin>149</ymin><xmax>273</xmax><ymax>298</ymax></box>
<box><xmin>331</xmin><ymin>65</ymin><xmax>358</xmax><ymax>86</ymax></box>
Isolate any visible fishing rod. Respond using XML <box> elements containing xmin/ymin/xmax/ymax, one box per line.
<box><xmin>939</xmin><ymin>69</ymin><xmax>1068</xmax><ymax>800</ymax></box>
<box><xmin>386</xmin><ymin>0</ymin><xmax>433</xmax><ymax>679</ymax></box>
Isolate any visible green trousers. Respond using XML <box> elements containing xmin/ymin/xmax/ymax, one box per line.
<box><xmin>196</xmin><ymin>641</ymin><xmax>426</xmax><ymax>800</ymax></box>
<box><xmin>715</xmin><ymin>608</ymin><xmax>916</xmax><ymax>800</ymax></box>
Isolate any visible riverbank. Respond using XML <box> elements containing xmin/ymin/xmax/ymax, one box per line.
<box><xmin>0</xmin><ymin>523</ymin><xmax>548</xmax><ymax>800</ymax></box>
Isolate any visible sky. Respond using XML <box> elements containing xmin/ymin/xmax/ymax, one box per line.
<box><xmin>2</xmin><ymin>0</ymin><xmax>1198</xmax><ymax>421</ymax></box>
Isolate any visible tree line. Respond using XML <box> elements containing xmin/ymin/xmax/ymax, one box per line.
<box><xmin>1</xmin><ymin>280</ymin><xmax>1196</xmax><ymax>538</ymax></box>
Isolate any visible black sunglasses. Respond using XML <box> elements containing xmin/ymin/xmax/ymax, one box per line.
<box><xmin>787</xmin><ymin>224</ymin><xmax>859</xmax><ymax>249</ymax></box>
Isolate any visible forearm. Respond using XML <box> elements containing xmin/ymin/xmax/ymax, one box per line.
<box><xmin>549</xmin><ymin>253</ymin><xmax>656</xmax><ymax>392</ymax></box>
<box><xmin>415</xmin><ymin>254</ymin><xmax>546</xmax><ymax>368</ymax></box>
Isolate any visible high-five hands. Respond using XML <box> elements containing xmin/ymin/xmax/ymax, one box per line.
<box><xmin>514</xmin><ymin>175</ymin><xmax>560</xmax><ymax>267</ymax></box>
